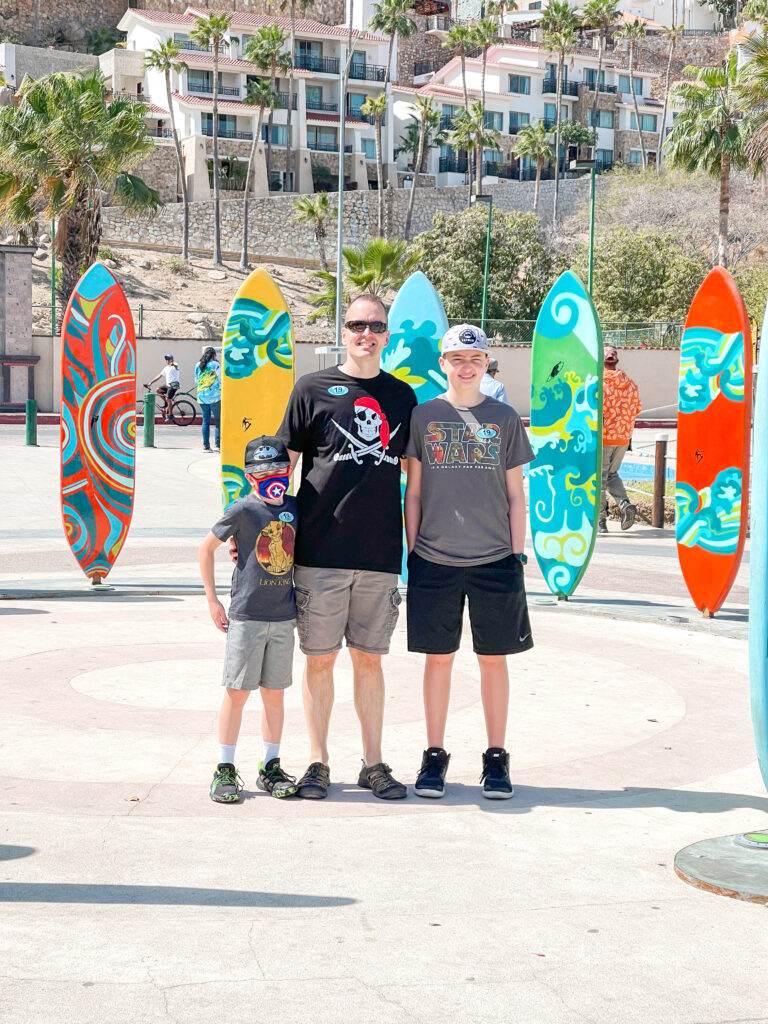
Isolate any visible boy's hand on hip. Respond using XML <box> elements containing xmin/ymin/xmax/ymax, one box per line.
<box><xmin>227</xmin><ymin>537</ymin><xmax>237</xmax><ymax>564</ymax></box>
<box><xmin>208</xmin><ymin>599</ymin><xmax>229</xmax><ymax>633</ymax></box>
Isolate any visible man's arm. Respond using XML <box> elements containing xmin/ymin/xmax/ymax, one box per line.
<box><xmin>199</xmin><ymin>531</ymin><xmax>229</xmax><ymax>633</ymax></box>
<box><xmin>505</xmin><ymin>466</ymin><xmax>526</xmax><ymax>554</ymax></box>
<box><xmin>404</xmin><ymin>457</ymin><xmax>422</xmax><ymax>553</ymax></box>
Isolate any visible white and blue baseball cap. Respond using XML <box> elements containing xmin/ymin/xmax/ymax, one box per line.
<box><xmin>441</xmin><ymin>323</ymin><xmax>488</xmax><ymax>353</ymax></box>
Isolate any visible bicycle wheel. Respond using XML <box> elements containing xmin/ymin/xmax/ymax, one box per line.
<box><xmin>170</xmin><ymin>398</ymin><xmax>196</xmax><ymax>427</ymax></box>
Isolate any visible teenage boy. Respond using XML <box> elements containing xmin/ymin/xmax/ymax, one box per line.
<box><xmin>277</xmin><ymin>294</ymin><xmax>417</xmax><ymax>800</ymax></box>
<box><xmin>404</xmin><ymin>324</ymin><xmax>535</xmax><ymax>800</ymax></box>
<box><xmin>199</xmin><ymin>436</ymin><xmax>299</xmax><ymax>803</ymax></box>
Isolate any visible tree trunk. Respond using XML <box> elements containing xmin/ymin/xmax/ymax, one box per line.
<box><xmin>466</xmin><ymin>150</ymin><xmax>472</xmax><ymax>209</ymax></box>
<box><xmin>404</xmin><ymin>116</ymin><xmax>426</xmax><ymax>239</ymax></box>
<box><xmin>629</xmin><ymin>44</ymin><xmax>647</xmax><ymax>170</ymax></box>
<box><xmin>553</xmin><ymin>54</ymin><xmax>563</xmax><ymax>225</ymax></box>
<box><xmin>212</xmin><ymin>40</ymin><xmax>222</xmax><ymax>266</ymax></box>
<box><xmin>719</xmin><ymin>149</ymin><xmax>730</xmax><ymax>268</ymax></box>
<box><xmin>481</xmin><ymin>47</ymin><xmax>487</xmax><ymax>114</ymax></box>
<box><xmin>590</xmin><ymin>31</ymin><xmax>604</xmax><ymax>136</ymax></box>
<box><xmin>657</xmin><ymin>36</ymin><xmax>676</xmax><ymax>171</ymax></box>
<box><xmin>285</xmin><ymin>1</ymin><xmax>296</xmax><ymax>193</ymax></box>
<box><xmin>266</xmin><ymin>63</ymin><xmax>276</xmax><ymax>187</ymax></box>
<box><xmin>240</xmin><ymin>104</ymin><xmax>267</xmax><ymax>269</ymax></box>
<box><xmin>58</xmin><ymin>188</ymin><xmax>94</xmax><ymax>307</ymax></box>
<box><xmin>165</xmin><ymin>69</ymin><xmax>189</xmax><ymax>260</ymax></box>
<box><xmin>476</xmin><ymin>140</ymin><xmax>482</xmax><ymax>198</ymax></box>
<box><xmin>534</xmin><ymin>156</ymin><xmax>542</xmax><ymax>213</ymax></box>
<box><xmin>375</xmin><ymin>115</ymin><xmax>384</xmax><ymax>236</ymax></box>
<box><xmin>460</xmin><ymin>52</ymin><xmax>468</xmax><ymax>109</ymax></box>
<box><xmin>316</xmin><ymin>226</ymin><xmax>329</xmax><ymax>272</ymax></box>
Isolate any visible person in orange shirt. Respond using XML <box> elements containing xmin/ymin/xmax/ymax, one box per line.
<box><xmin>600</xmin><ymin>345</ymin><xmax>643</xmax><ymax>533</ymax></box>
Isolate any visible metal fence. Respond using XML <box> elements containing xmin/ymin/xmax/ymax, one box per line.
<box><xmin>32</xmin><ymin>305</ymin><xmax>684</xmax><ymax>347</ymax></box>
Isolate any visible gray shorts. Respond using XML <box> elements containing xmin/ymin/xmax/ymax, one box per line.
<box><xmin>294</xmin><ymin>565</ymin><xmax>402</xmax><ymax>657</ymax></box>
<box><xmin>222</xmin><ymin>618</ymin><xmax>296</xmax><ymax>690</ymax></box>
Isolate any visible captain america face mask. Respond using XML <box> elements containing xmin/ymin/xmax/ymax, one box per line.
<box><xmin>255</xmin><ymin>473</ymin><xmax>289</xmax><ymax>500</ymax></box>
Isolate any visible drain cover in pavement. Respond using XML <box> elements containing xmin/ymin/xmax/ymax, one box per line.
<box><xmin>675</xmin><ymin>833</ymin><xmax>768</xmax><ymax>903</ymax></box>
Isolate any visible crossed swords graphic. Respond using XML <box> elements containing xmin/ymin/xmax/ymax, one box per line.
<box><xmin>331</xmin><ymin>420</ymin><xmax>401</xmax><ymax>466</ymax></box>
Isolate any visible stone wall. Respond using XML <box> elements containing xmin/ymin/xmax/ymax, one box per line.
<box><xmin>135</xmin><ymin>142</ymin><xmax>180</xmax><ymax>203</ymax></box>
<box><xmin>614</xmin><ymin>128</ymin><xmax>665</xmax><ymax>164</ymax></box>
<box><xmin>0</xmin><ymin>245</ymin><xmax>36</xmax><ymax>407</ymax></box>
<box><xmin>101</xmin><ymin>176</ymin><xmax>591</xmax><ymax>263</ymax></box>
<box><xmin>138</xmin><ymin>0</ymin><xmax>345</xmax><ymax>25</ymax></box>
<box><xmin>396</xmin><ymin>16</ymin><xmax>446</xmax><ymax>86</ymax></box>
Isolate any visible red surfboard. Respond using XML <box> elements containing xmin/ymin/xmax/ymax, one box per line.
<box><xmin>675</xmin><ymin>267</ymin><xmax>751</xmax><ymax>615</ymax></box>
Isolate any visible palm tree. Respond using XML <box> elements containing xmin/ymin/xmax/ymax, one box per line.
<box><xmin>245</xmin><ymin>26</ymin><xmax>291</xmax><ymax>189</ymax></box>
<box><xmin>512</xmin><ymin>121</ymin><xmax>554</xmax><ymax>213</ymax></box>
<box><xmin>369</xmin><ymin>0</ymin><xmax>417</xmax><ymax>88</ymax></box>
<box><xmin>540</xmin><ymin>0</ymin><xmax>579</xmax><ymax>224</ymax></box>
<box><xmin>278</xmin><ymin>0</ymin><xmax>313</xmax><ymax>194</ymax></box>
<box><xmin>580</xmin><ymin>0</ymin><xmax>620</xmax><ymax>131</ymax></box>
<box><xmin>742</xmin><ymin>0</ymin><xmax>768</xmax><ymax>22</ymax></box>
<box><xmin>144</xmin><ymin>41</ymin><xmax>190</xmax><ymax>260</ymax></box>
<box><xmin>742</xmin><ymin>30</ymin><xmax>768</xmax><ymax>169</ymax></box>
<box><xmin>361</xmin><ymin>92</ymin><xmax>388</xmax><ymax>236</ymax></box>
<box><xmin>240</xmin><ymin>78</ymin><xmax>277</xmax><ymax>269</ymax></box>
<box><xmin>450</xmin><ymin>101</ymin><xmax>501</xmax><ymax>205</ymax></box>
<box><xmin>0</xmin><ymin>69</ymin><xmax>160</xmax><ymax>306</ymax></box>
<box><xmin>190</xmin><ymin>11</ymin><xmax>232</xmax><ymax>267</ymax></box>
<box><xmin>657</xmin><ymin>23</ymin><xmax>684</xmax><ymax>171</ymax></box>
<box><xmin>486</xmin><ymin>1</ymin><xmax>517</xmax><ymax>28</ymax></box>
<box><xmin>293</xmin><ymin>192</ymin><xmax>331</xmax><ymax>270</ymax></box>
<box><xmin>666</xmin><ymin>52</ymin><xmax>751</xmax><ymax>267</ymax></box>
<box><xmin>443</xmin><ymin>24</ymin><xmax>474</xmax><ymax>110</ymax></box>
<box><xmin>308</xmin><ymin>237</ymin><xmax>420</xmax><ymax>322</ymax></box>
<box><xmin>471</xmin><ymin>18</ymin><xmax>501</xmax><ymax>116</ymax></box>
<box><xmin>404</xmin><ymin>94</ymin><xmax>440</xmax><ymax>238</ymax></box>
<box><xmin>616</xmin><ymin>18</ymin><xmax>647</xmax><ymax>170</ymax></box>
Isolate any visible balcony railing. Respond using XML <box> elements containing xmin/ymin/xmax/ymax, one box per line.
<box><xmin>178</xmin><ymin>40</ymin><xmax>213</xmax><ymax>52</ymax></box>
<box><xmin>307</xmin><ymin>140</ymin><xmax>340</xmax><ymax>151</ymax></box>
<box><xmin>216</xmin><ymin>177</ymin><xmax>247</xmax><ymax>191</ymax></box>
<box><xmin>413</xmin><ymin>56</ymin><xmax>450</xmax><ymax>77</ymax></box>
<box><xmin>201</xmin><ymin>127</ymin><xmax>254</xmax><ymax>140</ymax></box>
<box><xmin>350</xmin><ymin>109</ymin><xmax>386</xmax><ymax>126</ymax></box>
<box><xmin>294</xmin><ymin>53</ymin><xmax>341</xmax><ymax>74</ymax></box>
<box><xmin>306</xmin><ymin>99</ymin><xmax>339</xmax><ymax>112</ymax></box>
<box><xmin>439</xmin><ymin>113</ymin><xmax>459</xmax><ymax>131</ymax></box>
<box><xmin>113</xmin><ymin>91</ymin><xmax>145</xmax><ymax>103</ymax></box>
<box><xmin>147</xmin><ymin>128</ymin><xmax>176</xmax><ymax>139</ymax></box>
<box><xmin>482</xmin><ymin>162</ymin><xmax>516</xmax><ymax>179</ymax></box>
<box><xmin>276</xmin><ymin>92</ymin><xmax>299</xmax><ymax>109</ymax></box>
<box><xmin>188</xmin><ymin>81</ymin><xmax>241</xmax><ymax>97</ymax></box>
<box><xmin>596</xmin><ymin>158</ymin><xmax>614</xmax><ymax>172</ymax></box>
<box><xmin>426</xmin><ymin>16</ymin><xmax>453</xmax><ymax>31</ymax></box>
<box><xmin>509</xmin><ymin>119</ymin><xmax>530</xmax><ymax>134</ymax></box>
<box><xmin>349</xmin><ymin>62</ymin><xmax>387</xmax><ymax>82</ymax></box>
<box><xmin>582</xmin><ymin>79</ymin><xmax>618</xmax><ymax>94</ymax></box>
<box><xmin>542</xmin><ymin>77</ymin><xmax>580</xmax><ymax>96</ymax></box>
<box><xmin>439</xmin><ymin>155</ymin><xmax>468</xmax><ymax>174</ymax></box>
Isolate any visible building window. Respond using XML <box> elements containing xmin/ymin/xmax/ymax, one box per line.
<box><xmin>588</xmin><ymin>109</ymin><xmax>614</xmax><ymax>129</ymax></box>
<box><xmin>584</xmin><ymin>68</ymin><xmax>605</xmax><ymax>88</ymax></box>
<box><xmin>307</xmin><ymin>125</ymin><xmax>337</xmax><ymax>149</ymax></box>
<box><xmin>202</xmin><ymin>113</ymin><xmax>237</xmax><ymax>137</ymax></box>
<box><xmin>546</xmin><ymin>61</ymin><xmax>566</xmax><ymax>84</ymax></box>
<box><xmin>544</xmin><ymin>103</ymin><xmax>556</xmax><ymax>122</ymax></box>
<box><xmin>261</xmin><ymin>124</ymin><xmax>288</xmax><ymax>145</ymax></box>
<box><xmin>596</xmin><ymin>148</ymin><xmax>613</xmax><ymax>168</ymax></box>
<box><xmin>629</xmin><ymin>149</ymin><xmax>644</xmax><ymax>164</ymax></box>
<box><xmin>362</xmin><ymin>138</ymin><xmax>376</xmax><ymax>158</ymax></box>
<box><xmin>306</xmin><ymin>85</ymin><xmax>323</xmax><ymax>107</ymax></box>
<box><xmin>630</xmin><ymin>112</ymin><xmax>658</xmax><ymax>133</ymax></box>
<box><xmin>509</xmin><ymin>111</ymin><xmax>530</xmax><ymax>132</ymax></box>
<box><xmin>295</xmin><ymin>40</ymin><xmax>322</xmax><ymax>57</ymax></box>
<box><xmin>348</xmin><ymin>92</ymin><xmax>367</xmax><ymax>115</ymax></box>
<box><xmin>529</xmin><ymin>2</ymin><xmax>542</xmax><ymax>8</ymax></box>
<box><xmin>619</xmin><ymin>75</ymin><xmax>643</xmax><ymax>95</ymax></box>
<box><xmin>508</xmin><ymin>74</ymin><xmax>530</xmax><ymax>95</ymax></box>
<box><xmin>483</xmin><ymin>110</ymin><xmax>503</xmax><ymax>131</ymax></box>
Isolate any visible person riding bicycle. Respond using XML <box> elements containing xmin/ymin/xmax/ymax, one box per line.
<box><xmin>147</xmin><ymin>354</ymin><xmax>180</xmax><ymax>421</ymax></box>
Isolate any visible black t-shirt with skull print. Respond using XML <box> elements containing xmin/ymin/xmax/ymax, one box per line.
<box><xmin>278</xmin><ymin>365</ymin><xmax>417</xmax><ymax>574</ymax></box>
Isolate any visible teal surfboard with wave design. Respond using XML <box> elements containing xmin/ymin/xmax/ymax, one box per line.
<box><xmin>529</xmin><ymin>271</ymin><xmax>603</xmax><ymax>599</ymax></box>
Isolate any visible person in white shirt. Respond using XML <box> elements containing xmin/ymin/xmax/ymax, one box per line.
<box><xmin>479</xmin><ymin>358</ymin><xmax>508</xmax><ymax>404</ymax></box>
<box><xmin>148</xmin><ymin>354</ymin><xmax>180</xmax><ymax>421</ymax></box>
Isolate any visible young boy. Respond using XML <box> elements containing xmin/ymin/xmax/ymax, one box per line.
<box><xmin>404</xmin><ymin>325</ymin><xmax>535</xmax><ymax>800</ymax></box>
<box><xmin>147</xmin><ymin>354</ymin><xmax>180</xmax><ymax>421</ymax></box>
<box><xmin>199</xmin><ymin>436</ymin><xmax>298</xmax><ymax>802</ymax></box>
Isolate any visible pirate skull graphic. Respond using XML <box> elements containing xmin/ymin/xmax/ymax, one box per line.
<box><xmin>353</xmin><ymin>397</ymin><xmax>390</xmax><ymax>447</ymax></box>
<box><xmin>331</xmin><ymin>396</ymin><xmax>397</xmax><ymax>465</ymax></box>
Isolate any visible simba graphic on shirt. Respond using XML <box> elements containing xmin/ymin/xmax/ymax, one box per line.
<box><xmin>423</xmin><ymin>420</ymin><xmax>501</xmax><ymax>468</ymax></box>
<box><xmin>256</xmin><ymin>520</ymin><xmax>295</xmax><ymax>577</ymax></box>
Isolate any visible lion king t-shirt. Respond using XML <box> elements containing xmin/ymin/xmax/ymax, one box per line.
<box><xmin>211</xmin><ymin>493</ymin><xmax>297</xmax><ymax>621</ymax></box>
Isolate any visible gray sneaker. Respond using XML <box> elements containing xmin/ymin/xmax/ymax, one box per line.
<box><xmin>620</xmin><ymin>502</ymin><xmax>637</xmax><ymax>531</ymax></box>
<box><xmin>598</xmin><ymin>520</ymin><xmax>608</xmax><ymax>534</ymax></box>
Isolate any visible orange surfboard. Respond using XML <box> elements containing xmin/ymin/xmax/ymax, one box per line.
<box><xmin>675</xmin><ymin>267</ymin><xmax>752</xmax><ymax>615</ymax></box>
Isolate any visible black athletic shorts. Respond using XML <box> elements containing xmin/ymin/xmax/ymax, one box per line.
<box><xmin>158</xmin><ymin>383</ymin><xmax>179</xmax><ymax>399</ymax></box>
<box><xmin>406</xmin><ymin>551</ymin><xmax>534</xmax><ymax>656</ymax></box>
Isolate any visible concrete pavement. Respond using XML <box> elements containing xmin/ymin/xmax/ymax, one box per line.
<box><xmin>0</xmin><ymin>424</ymin><xmax>764</xmax><ymax>1024</ymax></box>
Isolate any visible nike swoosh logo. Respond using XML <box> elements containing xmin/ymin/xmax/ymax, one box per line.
<box><xmin>519</xmin><ymin>632</ymin><xmax>531</xmax><ymax>643</ymax></box>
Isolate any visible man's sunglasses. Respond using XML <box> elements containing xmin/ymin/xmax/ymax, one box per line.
<box><xmin>344</xmin><ymin>320</ymin><xmax>388</xmax><ymax>334</ymax></box>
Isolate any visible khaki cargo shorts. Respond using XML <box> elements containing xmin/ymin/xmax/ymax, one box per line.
<box><xmin>293</xmin><ymin>565</ymin><xmax>402</xmax><ymax>656</ymax></box>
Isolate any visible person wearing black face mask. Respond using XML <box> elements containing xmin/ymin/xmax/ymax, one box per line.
<box><xmin>600</xmin><ymin>346</ymin><xmax>642</xmax><ymax>533</ymax></box>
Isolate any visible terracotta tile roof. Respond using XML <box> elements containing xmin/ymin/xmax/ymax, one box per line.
<box><xmin>147</xmin><ymin>103</ymin><xmax>170</xmax><ymax>116</ymax></box>
<box><xmin>613</xmin><ymin>12</ymin><xmax>664</xmax><ymax>29</ymax></box>
<box><xmin>172</xmin><ymin>91</ymin><xmax>253</xmax><ymax>113</ymax></box>
<box><xmin>184</xmin><ymin>7</ymin><xmax>387</xmax><ymax>43</ymax></box>
<box><xmin>124</xmin><ymin>11</ymin><xmax>196</xmax><ymax>26</ymax></box>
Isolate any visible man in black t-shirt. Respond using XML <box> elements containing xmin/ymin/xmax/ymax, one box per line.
<box><xmin>278</xmin><ymin>294</ymin><xmax>417</xmax><ymax>801</ymax></box>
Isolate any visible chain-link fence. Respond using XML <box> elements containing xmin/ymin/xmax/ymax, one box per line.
<box><xmin>32</xmin><ymin>303</ymin><xmax>683</xmax><ymax>348</ymax></box>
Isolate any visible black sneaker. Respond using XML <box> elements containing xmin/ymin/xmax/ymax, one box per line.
<box><xmin>257</xmin><ymin>758</ymin><xmax>297</xmax><ymax>798</ymax></box>
<box><xmin>480</xmin><ymin>748</ymin><xmax>514</xmax><ymax>800</ymax></box>
<box><xmin>414</xmin><ymin>747</ymin><xmax>450</xmax><ymax>799</ymax></box>
<box><xmin>620</xmin><ymin>502</ymin><xmax>637</xmax><ymax>531</ymax></box>
<box><xmin>296</xmin><ymin>761</ymin><xmax>330</xmax><ymax>799</ymax></box>
<box><xmin>357</xmin><ymin>761</ymin><xmax>407</xmax><ymax>800</ymax></box>
<box><xmin>598</xmin><ymin>520</ymin><xmax>608</xmax><ymax>534</ymax></box>
<box><xmin>210</xmin><ymin>763</ymin><xmax>243</xmax><ymax>803</ymax></box>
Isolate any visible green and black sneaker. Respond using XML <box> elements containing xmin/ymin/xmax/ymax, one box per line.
<box><xmin>210</xmin><ymin>762</ymin><xmax>243</xmax><ymax>804</ymax></box>
<box><xmin>257</xmin><ymin>758</ymin><xmax>298</xmax><ymax>799</ymax></box>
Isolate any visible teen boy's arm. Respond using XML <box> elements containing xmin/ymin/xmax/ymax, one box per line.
<box><xmin>404</xmin><ymin>457</ymin><xmax>422</xmax><ymax>553</ymax></box>
<box><xmin>506</xmin><ymin>467</ymin><xmax>527</xmax><ymax>555</ymax></box>
<box><xmin>199</xmin><ymin>532</ymin><xmax>229</xmax><ymax>633</ymax></box>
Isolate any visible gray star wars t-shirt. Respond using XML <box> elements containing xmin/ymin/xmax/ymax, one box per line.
<box><xmin>405</xmin><ymin>396</ymin><xmax>535</xmax><ymax>566</ymax></box>
<box><xmin>211</xmin><ymin>494</ymin><xmax>297</xmax><ymax>621</ymax></box>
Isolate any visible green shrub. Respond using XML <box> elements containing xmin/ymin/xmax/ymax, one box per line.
<box><xmin>164</xmin><ymin>255</ymin><xmax>193</xmax><ymax>276</ymax></box>
<box><xmin>97</xmin><ymin>245</ymin><xmax>118</xmax><ymax>262</ymax></box>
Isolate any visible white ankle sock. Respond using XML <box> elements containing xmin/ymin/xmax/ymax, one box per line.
<box><xmin>263</xmin><ymin>741</ymin><xmax>280</xmax><ymax>766</ymax></box>
<box><xmin>219</xmin><ymin>743</ymin><xmax>236</xmax><ymax>765</ymax></box>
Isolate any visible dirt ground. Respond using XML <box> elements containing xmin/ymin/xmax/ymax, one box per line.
<box><xmin>30</xmin><ymin>245</ymin><xmax>334</xmax><ymax>342</ymax></box>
